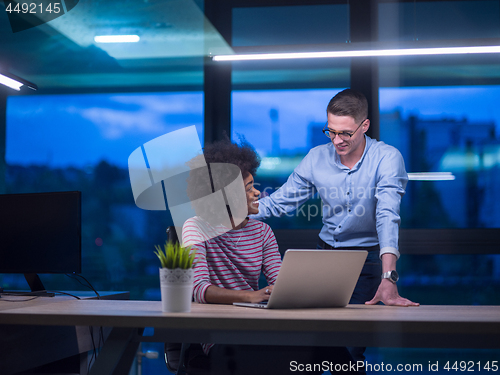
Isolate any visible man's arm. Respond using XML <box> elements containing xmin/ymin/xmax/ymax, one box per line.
<box><xmin>374</xmin><ymin>150</ymin><xmax>407</xmax><ymax>258</ymax></box>
<box><xmin>369</xmin><ymin>150</ymin><xmax>419</xmax><ymax>306</ymax></box>
<box><xmin>251</xmin><ymin>171</ymin><xmax>315</xmax><ymax>221</ymax></box>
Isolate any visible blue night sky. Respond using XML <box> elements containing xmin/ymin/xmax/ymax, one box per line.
<box><xmin>6</xmin><ymin>86</ymin><xmax>500</xmax><ymax>168</ymax></box>
<box><xmin>233</xmin><ymin>86</ymin><xmax>500</xmax><ymax>156</ymax></box>
<box><xmin>6</xmin><ymin>92</ymin><xmax>204</xmax><ymax>168</ymax></box>
<box><xmin>380</xmin><ymin>86</ymin><xmax>500</xmax><ymax>126</ymax></box>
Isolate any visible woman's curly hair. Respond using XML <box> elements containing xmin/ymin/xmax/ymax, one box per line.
<box><xmin>201</xmin><ymin>137</ymin><xmax>260</xmax><ymax>178</ymax></box>
<box><xmin>185</xmin><ymin>137</ymin><xmax>260</xmax><ymax>222</ymax></box>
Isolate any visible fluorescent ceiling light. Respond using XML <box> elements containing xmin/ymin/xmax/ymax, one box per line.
<box><xmin>213</xmin><ymin>45</ymin><xmax>500</xmax><ymax>62</ymax></box>
<box><xmin>0</xmin><ymin>73</ymin><xmax>37</xmax><ymax>91</ymax></box>
<box><xmin>408</xmin><ymin>172</ymin><xmax>455</xmax><ymax>181</ymax></box>
<box><xmin>0</xmin><ymin>74</ymin><xmax>23</xmax><ymax>91</ymax></box>
<box><xmin>94</xmin><ymin>35</ymin><xmax>140</xmax><ymax>43</ymax></box>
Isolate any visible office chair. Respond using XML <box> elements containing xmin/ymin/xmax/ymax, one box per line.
<box><xmin>163</xmin><ymin>227</ymin><xmax>210</xmax><ymax>375</ymax></box>
<box><xmin>164</xmin><ymin>342</ymin><xmax>210</xmax><ymax>375</ymax></box>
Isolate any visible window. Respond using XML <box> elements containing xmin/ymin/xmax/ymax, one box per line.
<box><xmin>379</xmin><ymin>1</ymin><xmax>500</xmax><ymax>42</ymax></box>
<box><xmin>2</xmin><ymin>92</ymin><xmax>203</xmax><ymax>299</ymax></box>
<box><xmin>380</xmin><ymin>86</ymin><xmax>500</xmax><ymax>228</ymax></box>
<box><xmin>232</xmin><ymin>88</ymin><xmax>341</xmax><ymax>229</ymax></box>
<box><xmin>233</xmin><ymin>4</ymin><xmax>349</xmax><ymax>46</ymax></box>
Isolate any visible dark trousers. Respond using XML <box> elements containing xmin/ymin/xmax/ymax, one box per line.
<box><xmin>209</xmin><ymin>344</ymin><xmax>356</xmax><ymax>375</ymax></box>
<box><xmin>317</xmin><ymin>239</ymin><xmax>382</xmax><ymax>373</ymax></box>
<box><xmin>166</xmin><ymin>343</ymin><xmax>356</xmax><ymax>375</ymax></box>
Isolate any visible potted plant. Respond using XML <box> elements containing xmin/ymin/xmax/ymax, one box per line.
<box><xmin>155</xmin><ymin>241</ymin><xmax>196</xmax><ymax>312</ymax></box>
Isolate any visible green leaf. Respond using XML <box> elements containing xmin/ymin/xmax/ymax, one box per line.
<box><xmin>154</xmin><ymin>241</ymin><xmax>196</xmax><ymax>269</ymax></box>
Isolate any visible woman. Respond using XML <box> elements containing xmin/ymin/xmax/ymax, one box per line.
<box><xmin>178</xmin><ymin>138</ymin><xmax>354</xmax><ymax>375</ymax></box>
<box><xmin>183</xmin><ymin>138</ymin><xmax>280</xmax><ymax>307</ymax></box>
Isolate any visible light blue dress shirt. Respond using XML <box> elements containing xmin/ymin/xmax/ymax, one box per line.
<box><xmin>251</xmin><ymin>136</ymin><xmax>407</xmax><ymax>259</ymax></box>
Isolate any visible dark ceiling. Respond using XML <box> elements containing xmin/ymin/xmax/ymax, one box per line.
<box><xmin>0</xmin><ymin>0</ymin><xmax>230</xmax><ymax>91</ymax></box>
<box><xmin>1</xmin><ymin>0</ymin><xmax>500</xmax><ymax>93</ymax></box>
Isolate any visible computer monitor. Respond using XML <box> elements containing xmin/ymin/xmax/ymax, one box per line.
<box><xmin>0</xmin><ymin>191</ymin><xmax>82</xmax><ymax>295</ymax></box>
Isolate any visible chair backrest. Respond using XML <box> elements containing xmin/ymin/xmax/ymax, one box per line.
<box><xmin>167</xmin><ymin>226</ymin><xmax>179</xmax><ymax>245</ymax></box>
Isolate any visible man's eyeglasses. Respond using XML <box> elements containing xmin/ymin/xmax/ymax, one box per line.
<box><xmin>322</xmin><ymin>119</ymin><xmax>367</xmax><ymax>141</ymax></box>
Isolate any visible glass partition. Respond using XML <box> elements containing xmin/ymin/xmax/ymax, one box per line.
<box><xmin>232</xmin><ymin>88</ymin><xmax>341</xmax><ymax>229</ymax></box>
<box><xmin>2</xmin><ymin>92</ymin><xmax>203</xmax><ymax>300</ymax></box>
<box><xmin>380</xmin><ymin>85</ymin><xmax>500</xmax><ymax>229</ymax></box>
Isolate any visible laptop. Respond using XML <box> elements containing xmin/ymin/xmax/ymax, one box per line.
<box><xmin>233</xmin><ymin>249</ymin><xmax>367</xmax><ymax>309</ymax></box>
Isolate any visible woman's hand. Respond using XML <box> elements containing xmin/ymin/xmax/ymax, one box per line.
<box><xmin>247</xmin><ymin>285</ymin><xmax>274</xmax><ymax>303</ymax></box>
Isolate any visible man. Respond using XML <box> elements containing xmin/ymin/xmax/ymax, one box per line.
<box><xmin>250</xmin><ymin>88</ymin><xmax>419</xmax><ymax>366</ymax></box>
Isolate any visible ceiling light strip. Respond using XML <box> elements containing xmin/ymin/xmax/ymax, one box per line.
<box><xmin>408</xmin><ymin>172</ymin><xmax>455</xmax><ymax>181</ymax></box>
<box><xmin>213</xmin><ymin>46</ymin><xmax>500</xmax><ymax>62</ymax></box>
<box><xmin>0</xmin><ymin>74</ymin><xmax>23</xmax><ymax>91</ymax></box>
<box><xmin>94</xmin><ymin>35</ymin><xmax>140</xmax><ymax>43</ymax></box>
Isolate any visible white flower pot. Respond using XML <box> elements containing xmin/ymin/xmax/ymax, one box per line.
<box><xmin>159</xmin><ymin>268</ymin><xmax>194</xmax><ymax>313</ymax></box>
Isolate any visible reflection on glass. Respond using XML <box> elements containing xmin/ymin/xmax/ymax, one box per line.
<box><xmin>380</xmin><ymin>86</ymin><xmax>500</xmax><ymax>229</ymax></box>
<box><xmin>232</xmin><ymin>5</ymin><xmax>349</xmax><ymax>47</ymax></box>
<box><xmin>231</xmin><ymin>86</ymin><xmax>500</xmax><ymax>310</ymax></box>
<box><xmin>4</xmin><ymin>92</ymin><xmax>203</xmax><ymax>299</ymax></box>
<box><xmin>231</xmin><ymin>87</ymin><xmax>500</xmax><ymax>230</ymax></box>
<box><xmin>378</xmin><ymin>1</ymin><xmax>500</xmax><ymax>42</ymax></box>
<box><xmin>4</xmin><ymin>87</ymin><xmax>500</xmax><ymax>304</ymax></box>
<box><xmin>232</xmin><ymin>89</ymin><xmax>342</xmax><ymax>230</ymax></box>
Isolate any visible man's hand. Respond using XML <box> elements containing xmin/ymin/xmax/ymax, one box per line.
<box><xmin>367</xmin><ymin>252</ymin><xmax>419</xmax><ymax>306</ymax></box>
<box><xmin>366</xmin><ymin>279</ymin><xmax>419</xmax><ymax>306</ymax></box>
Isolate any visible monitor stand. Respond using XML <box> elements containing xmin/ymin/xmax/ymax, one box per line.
<box><xmin>23</xmin><ymin>273</ymin><xmax>55</xmax><ymax>297</ymax></box>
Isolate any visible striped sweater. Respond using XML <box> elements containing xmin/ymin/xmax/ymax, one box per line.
<box><xmin>182</xmin><ymin>217</ymin><xmax>282</xmax><ymax>304</ymax></box>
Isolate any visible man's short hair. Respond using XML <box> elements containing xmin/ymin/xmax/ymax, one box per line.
<box><xmin>326</xmin><ymin>88</ymin><xmax>368</xmax><ymax>123</ymax></box>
